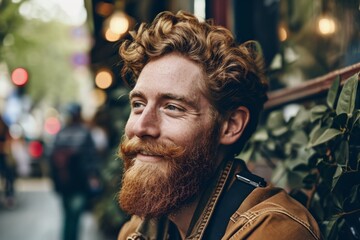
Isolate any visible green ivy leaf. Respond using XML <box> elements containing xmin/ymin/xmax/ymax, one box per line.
<box><xmin>349</xmin><ymin>184</ymin><xmax>360</xmax><ymax>204</ymax></box>
<box><xmin>271</xmin><ymin>126</ymin><xmax>288</xmax><ymax>137</ymax></box>
<box><xmin>253</xmin><ymin>128</ymin><xmax>268</xmax><ymax>141</ymax></box>
<box><xmin>267</xmin><ymin>111</ymin><xmax>285</xmax><ymax>130</ymax></box>
<box><xmin>291</xmin><ymin>106</ymin><xmax>310</xmax><ymax>129</ymax></box>
<box><xmin>336</xmin><ymin>73</ymin><xmax>359</xmax><ymax>115</ymax></box>
<box><xmin>291</xmin><ymin>130</ymin><xmax>308</xmax><ymax>145</ymax></box>
<box><xmin>297</xmin><ymin>147</ymin><xmax>314</xmax><ymax>165</ymax></box>
<box><xmin>284</xmin><ymin>142</ymin><xmax>292</xmax><ymax>156</ymax></box>
<box><xmin>331</xmin><ymin>165</ymin><xmax>343</xmax><ymax>191</ymax></box>
<box><xmin>266</xmin><ymin>140</ymin><xmax>276</xmax><ymax>151</ymax></box>
<box><xmin>351</xmin><ymin>109</ymin><xmax>360</xmax><ymax>128</ymax></box>
<box><xmin>334</xmin><ymin>140</ymin><xmax>349</xmax><ymax>165</ymax></box>
<box><xmin>287</xmin><ymin>170</ymin><xmax>306</xmax><ymax>189</ymax></box>
<box><xmin>310</xmin><ymin>105</ymin><xmax>328</xmax><ymax>122</ymax></box>
<box><xmin>271</xmin><ymin>163</ymin><xmax>287</xmax><ymax>188</ymax></box>
<box><xmin>309</xmin><ymin>128</ymin><xmax>343</xmax><ymax>147</ymax></box>
<box><xmin>287</xmin><ymin>156</ymin><xmax>308</xmax><ymax>170</ymax></box>
<box><xmin>324</xmin><ymin>216</ymin><xmax>340</xmax><ymax>240</ymax></box>
<box><xmin>332</xmin><ymin>194</ymin><xmax>343</xmax><ymax>212</ymax></box>
<box><xmin>309</xmin><ymin>123</ymin><xmax>322</xmax><ymax>144</ymax></box>
<box><xmin>327</xmin><ymin>75</ymin><xmax>340</xmax><ymax>109</ymax></box>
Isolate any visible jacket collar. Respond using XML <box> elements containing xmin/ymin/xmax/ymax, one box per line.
<box><xmin>185</xmin><ymin>158</ymin><xmax>235</xmax><ymax>239</ymax></box>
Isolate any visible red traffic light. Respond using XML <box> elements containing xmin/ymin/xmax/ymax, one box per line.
<box><xmin>11</xmin><ymin>67</ymin><xmax>29</xmax><ymax>86</ymax></box>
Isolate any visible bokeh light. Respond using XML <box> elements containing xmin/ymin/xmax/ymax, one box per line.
<box><xmin>109</xmin><ymin>12</ymin><xmax>129</xmax><ymax>35</ymax></box>
<box><xmin>279</xmin><ymin>26</ymin><xmax>288</xmax><ymax>42</ymax></box>
<box><xmin>104</xmin><ymin>28</ymin><xmax>121</xmax><ymax>42</ymax></box>
<box><xmin>28</xmin><ymin>140</ymin><xmax>43</xmax><ymax>158</ymax></box>
<box><xmin>95</xmin><ymin>2</ymin><xmax>113</xmax><ymax>17</ymax></box>
<box><xmin>93</xmin><ymin>88</ymin><xmax>107</xmax><ymax>107</ymax></box>
<box><xmin>11</xmin><ymin>67</ymin><xmax>29</xmax><ymax>86</ymax></box>
<box><xmin>44</xmin><ymin>116</ymin><xmax>61</xmax><ymax>135</ymax></box>
<box><xmin>318</xmin><ymin>17</ymin><xmax>336</xmax><ymax>35</ymax></box>
<box><xmin>95</xmin><ymin>69</ymin><xmax>113</xmax><ymax>89</ymax></box>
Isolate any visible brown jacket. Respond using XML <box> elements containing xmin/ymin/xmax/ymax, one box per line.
<box><xmin>118</xmin><ymin>159</ymin><xmax>321</xmax><ymax>240</ymax></box>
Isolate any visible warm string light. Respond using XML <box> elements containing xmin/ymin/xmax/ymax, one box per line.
<box><xmin>100</xmin><ymin>1</ymin><xmax>131</xmax><ymax>42</ymax></box>
<box><xmin>103</xmin><ymin>12</ymin><xmax>130</xmax><ymax>42</ymax></box>
<box><xmin>318</xmin><ymin>16</ymin><xmax>336</xmax><ymax>35</ymax></box>
<box><xmin>109</xmin><ymin>12</ymin><xmax>129</xmax><ymax>35</ymax></box>
<box><xmin>317</xmin><ymin>0</ymin><xmax>337</xmax><ymax>36</ymax></box>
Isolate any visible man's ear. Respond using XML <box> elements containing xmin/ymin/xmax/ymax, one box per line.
<box><xmin>219</xmin><ymin>106</ymin><xmax>250</xmax><ymax>145</ymax></box>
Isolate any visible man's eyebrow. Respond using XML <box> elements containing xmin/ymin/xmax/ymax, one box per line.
<box><xmin>129</xmin><ymin>90</ymin><xmax>144</xmax><ymax>100</ymax></box>
<box><xmin>160</xmin><ymin>93</ymin><xmax>198</xmax><ymax>108</ymax></box>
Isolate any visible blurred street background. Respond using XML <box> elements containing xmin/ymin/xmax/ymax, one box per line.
<box><xmin>1</xmin><ymin>0</ymin><xmax>359</xmax><ymax>239</ymax></box>
<box><xmin>0</xmin><ymin>178</ymin><xmax>109</xmax><ymax>240</ymax></box>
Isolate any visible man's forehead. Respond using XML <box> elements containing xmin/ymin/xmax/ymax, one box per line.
<box><xmin>129</xmin><ymin>53</ymin><xmax>209</xmax><ymax>104</ymax></box>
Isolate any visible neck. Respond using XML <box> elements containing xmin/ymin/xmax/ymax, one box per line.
<box><xmin>168</xmin><ymin>197</ymin><xmax>200</xmax><ymax>239</ymax></box>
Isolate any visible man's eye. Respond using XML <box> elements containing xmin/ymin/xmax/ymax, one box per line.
<box><xmin>131</xmin><ymin>101</ymin><xmax>145</xmax><ymax>110</ymax></box>
<box><xmin>133</xmin><ymin>102</ymin><xmax>142</xmax><ymax>108</ymax></box>
<box><xmin>165</xmin><ymin>104</ymin><xmax>184</xmax><ymax>112</ymax></box>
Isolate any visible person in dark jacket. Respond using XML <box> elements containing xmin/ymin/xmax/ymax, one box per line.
<box><xmin>49</xmin><ymin>103</ymin><xmax>100</xmax><ymax>240</ymax></box>
<box><xmin>0</xmin><ymin>116</ymin><xmax>15</xmax><ymax>208</ymax></box>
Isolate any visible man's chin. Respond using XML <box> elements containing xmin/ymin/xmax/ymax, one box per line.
<box><xmin>119</xmin><ymin>192</ymin><xmax>177</xmax><ymax>219</ymax></box>
<box><xmin>119</xmin><ymin>165</ymin><xmax>201</xmax><ymax>219</ymax></box>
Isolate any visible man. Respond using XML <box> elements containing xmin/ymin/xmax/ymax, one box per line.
<box><xmin>117</xmin><ymin>11</ymin><xmax>320</xmax><ymax>240</ymax></box>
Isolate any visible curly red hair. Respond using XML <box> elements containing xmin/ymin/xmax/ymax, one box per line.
<box><xmin>119</xmin><ymin>11</ymin><xmax>268</xmax><ymax>155</ymax></box>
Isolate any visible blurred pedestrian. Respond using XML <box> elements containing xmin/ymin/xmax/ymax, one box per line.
<box><xmin>0</xmin><ymin>116</ymin><xmax>15</xmax><ymax>208</ymax></box>
<box><xmin>11</xmin><ymin>133</ymin><xmax>31</xmax><ymax>178</ymax></box>
<box><xmin>49</xmin><ymin>103</ymin><xmax>101</xmax><ymax>240</ymax></box>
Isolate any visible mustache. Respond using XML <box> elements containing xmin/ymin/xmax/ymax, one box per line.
<box><xmin>119</xmin><ymin>136</ymin><xmax>185</xmax><ymax>161</ymax></box>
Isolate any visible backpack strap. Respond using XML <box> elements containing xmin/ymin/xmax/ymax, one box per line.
<box><xmin>203</xmin><ymin>169</ymin><xmax>266</xmax><ymax>240</ymax></box>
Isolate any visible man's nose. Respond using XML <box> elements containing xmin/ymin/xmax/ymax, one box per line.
<box><xmin>132</xmin><ymin>106</ymin><xmax>160</xmax><ymax>138</ymax></box>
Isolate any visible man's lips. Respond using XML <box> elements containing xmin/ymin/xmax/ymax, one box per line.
<box><xmin>136</xmin><ymin>150</ymin><xmax>164</xmax><ymax>163</ymax></box>
<box><xmin>139</xmin><ymin>150</ymin><xmax>161</xmax><ymax>156</ymax></box>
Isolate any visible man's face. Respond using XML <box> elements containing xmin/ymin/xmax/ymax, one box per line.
<box><xmin>119</xmin><ymin>53</ymin><xmax>221</xmax><ymax>218</ymax></box>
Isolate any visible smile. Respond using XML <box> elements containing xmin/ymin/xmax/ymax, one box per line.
<box><xmin>136</xmin><ymin>151</ymin><xmax>163</xmax><ymax>163</ymax></box>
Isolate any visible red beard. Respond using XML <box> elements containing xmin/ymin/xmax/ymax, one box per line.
<box><xmin>118</xmin><ymin>131</ymin><xmax>218</xmax><ymax>219</ymax></box>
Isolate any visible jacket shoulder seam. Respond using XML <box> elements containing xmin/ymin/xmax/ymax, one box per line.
<box><xmin>235</xmin><ymin>207</ymin><xmax>320</xmax><ymax>240</ymax></box>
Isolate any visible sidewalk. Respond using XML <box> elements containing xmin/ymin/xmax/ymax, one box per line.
<box><xmin>0</xmin><ymin>178</ymin><xmax>110</xmax><ymax>240</ymax></box>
